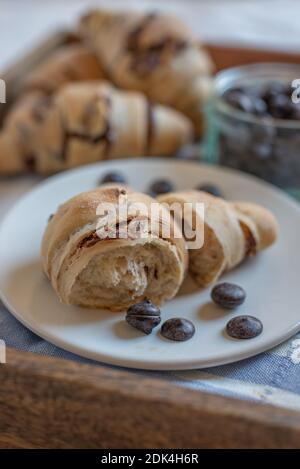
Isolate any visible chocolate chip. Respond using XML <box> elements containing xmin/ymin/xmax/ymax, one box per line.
<box><xmin>223</xmin><ymin>83</ymin><xmax>295</xmax><ymax>120</ymax></box>
<box><xmin>252</xmin><ymin>98</ymin><xmax>268</xmax><ymax>116</ymax></box>
<box><xmin>226</xmin><ymin>315</ymin><xmax>263</xmax><ymax>339</ymax></box>
<box><xmin>100</xmin><ymin>172</ymin><xmax>127</xmax><ymax>184</ymax></box>
<box><xmin>160</xmin><ymin>318</ymin><xmax>195</xmax><ymax>342</ymax></box>
<box><xmin>219</xmin><ymin>80</ymin><xmax>300</xmax><ymax>187</ymax></box>
<box><xmin>269</xmin><ymin>94</ymin><xmax>294</xmax><ymax>119</ymax></box>
<box><xmin>196</xmin><ymin>183</ymin><xmax>223</xmax><ymax>197</ymax></box>
<box><xmin>126</xmin><ymin>299</ymin><xmax>161</xmax><ymax>335</ymax></box>
<box><xmin>223</xmin><ymin>90</ymin><xmax>255</xmax><ymax>114</ymax></box>
<box><xmin>211</xmin><ymin>283</ymin><xmax>246</xmax><ymax>309</ymax></box>
<box><xmin>261</xmin><ymin>82</ymin><xmax>291</xmax><ymax>104</ymax></box>
<box><xmin>148</xmin><ymin>179</ymin><xmax>174</xmax><ymax>196</ymax></box>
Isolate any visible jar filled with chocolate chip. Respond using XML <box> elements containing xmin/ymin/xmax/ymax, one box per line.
<box><xmin>204</xmin><ymin>63</ymin><xmax>300</xmax><ymax>192</ymax></box>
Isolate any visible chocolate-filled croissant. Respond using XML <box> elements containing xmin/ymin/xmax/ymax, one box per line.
<box><xmin>78</xmin><ymin>9</ymin><xmax>214</xmax><ymax>136</ymax></box>
<box><xmin>42</xmin><ymin>185</ymin><xmax>188</xmax><ymax>311</ymax></box>
<box><xmin>158</xmin><ymin>191</ymin><xmax>278</xmax><ymax>287</ymax></box>
<box><xmin>0</xmin><ymin>81</ymin><xmax>193</xmax><ymax>175</ymax></box>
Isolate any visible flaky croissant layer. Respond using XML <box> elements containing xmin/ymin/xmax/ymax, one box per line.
<box><xmin>41</xmin><ymin>185</ymin><xmax>188</xmax><ymax>311</ymax></box>
<box><xmin>158</xmin><ymin>190</ymin><xmax>278</xmax><ymax>287</ymax></box>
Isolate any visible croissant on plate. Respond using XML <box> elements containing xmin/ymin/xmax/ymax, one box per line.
<box><xmin>158</xmin><ymin>191</ymin><xmax>278</xmax><ymax>287</ymax></box>
<box><xmin>41</xmin><ymin>185</ymin><xmax>188</xmax><ymax>311</ymax></box>
<box><xmin>78</xmin><ymin>9</ymin><xmax>214</xmax><ymax>136</ymax></box>
<box><xmin>0</xmin><ymin>81</ymin><xmax>193</xmax><ymax>175</ymax></box>
<box><xmin>21</xmin><ymin>43</ymin><xmax>106</xmax><ymax>94</ymax></box>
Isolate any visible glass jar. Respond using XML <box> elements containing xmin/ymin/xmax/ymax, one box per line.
<box><xmin>204</xmin><ymin>63</ymin><xmax>300</xmax><ymax>194</ymax></box>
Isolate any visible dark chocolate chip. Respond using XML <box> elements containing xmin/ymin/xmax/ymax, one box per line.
<box><xmin>269</xmin><ymin>94</ymin><xmax>294</xmax><ymax>119</ymax></box>
<box><xmin>196</xmin><ymin>183</ymin><xmax>223</xmax><ymax>198</ymax></box>
<box><xmin>252</xmin><ymin>97</ymin><xmax>268</xmax><ymax>116</ymax></box>
<box><xmin>126</xmin><ymin>299</ymin><xmax>161</xmax><ymax>335</ymax></box>
<box><xmin>211</xmin><ymin>283</ymin><xmax>246</xmax><ymax>309</ymax></box>
<box><xmin>148</xmin><ymin>179</ymin><xmax>174</xmax><ymax>196</ymax></box>
<box><xmin>100</xmin><ymin>172</ymin><xmax>127</xmax><ymax>184</ymax></box>
<box><xmin>226</xmin><ymin>315</ymin><xmax>263</xmax><ymax>339</ymax></box>
<box><xmin>160</xmin><ymin>318</ymin><xmax>195</xmax><ymax>342</ymax></box>
<box><xmin>261</xmin><ymin>82</ymin><xmax>291</xmax><ymax>104</ymax></box>
<box><xmin>224</xmin><ymin>90</ymin><xmax>255</xmax><ymax>114</ymax></box>
<box><xmin>218</xmin><ymin>80</ymin><xmax>300</xmax><ymax>187</ymax></box>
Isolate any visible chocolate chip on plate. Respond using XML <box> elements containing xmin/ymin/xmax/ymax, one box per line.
<box><xmin>148</xmin><ymin>179</ymin><xmax>174</xmax><ymax>197</ymax></box>
<box><xmin>126</xmin><ymin>299</ymin><xmax>161</xmax><ymax>335</ymax></box>
<box><xmin>100</xmin><ymin>171</ymin><xmax>127</xmax><ymax>184</ymax></box>
<box><xmin>211</xmin><ymin>282</ymin><xmax>246</xmax><ymax>309</ymax></box>
<box><xmin>161</xmin><ymin>318</ymin><xmax>195</xmax><ymax>342</ymax></box>
<box><xmin>196</xmin><ymin>183</ymin><xmax>223</xmax><ymax>198</ymax></box>
<box><xmin>226</xmin><ymin>315</ymin><xmax>263</xmax><ymax>339</ymax></box>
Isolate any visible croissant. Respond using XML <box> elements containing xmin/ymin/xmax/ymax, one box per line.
<box><xmin>78</xmin><ymin>9</ymin><xmax>214</xmax><ymax>136</ymax></box>
<box><xmin>0</xmin><ymin>81</ymin><xmax>193</xmax><ymax>175</ymax></box>
<box><xmin>21</xmin><ymin>44</ymin><xmax>106</xmax><ymax>94</ymax></box>
<box><xmin>41</xmin><ymin>185</ymin><xmax>188</xmax><ymax>311</ymax></box>
<box><xmin>158</xmin><ymin>191</ymin><xmax>278</xmax><ymax>287</ymax></box>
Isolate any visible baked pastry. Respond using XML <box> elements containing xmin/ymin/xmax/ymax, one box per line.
<box><xmin>22</xmin><ymin>44</ymin><xmax>106</xmax><ymax>94</ymax></box>
<box><xmin>78</xmin><ymin>9</ymin><xmax>214</xmax><ymax>135</ymax></box>
<box><xmin>41</xmin><ymin>185</ymin><xmax>188</xmax><ymax>311</ymax></box>
<box><xmin>158</xmin><ymin>191</ymin><xmax>278</xmax><ymax>287</ymax></box>
<box><xmin>0</xmin><ymin>81</ymin><xmax>193</xmax><ymax>175</ymax></box>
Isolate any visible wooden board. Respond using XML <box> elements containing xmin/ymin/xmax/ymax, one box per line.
<box><xmin>1</xmin><ymin>32</ymin><xmax>300</xmax><ymax>449</ymax></box>
<box><xmin>1</xmin><ymin>347</ymin><xmax>300</xmax><ymax>449</ymax></box>
<box><xmin>206</xmin><ymin>43</ymin><xmax>300</xmax><ymax>71</ymax></box>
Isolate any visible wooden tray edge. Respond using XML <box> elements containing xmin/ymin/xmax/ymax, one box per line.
<box><xmin>0</xmin><ymin>347</ymin><xmax>299</xmax><ymax>448</ymax></box>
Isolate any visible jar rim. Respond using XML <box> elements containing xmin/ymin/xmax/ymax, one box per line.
<box><xmin>214</xmin><ymin>62</ymin><xmax>300</xmax><ymax>129</ymax></box>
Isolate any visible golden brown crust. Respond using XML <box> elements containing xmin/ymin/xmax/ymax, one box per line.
<box><xmin>232</xmin><ymin>202</ymin><xmax>279</xmax><ymax>251</ymax></box>
<box><xmin>22</xmin><ymin>44</ymin><xmax>106</xmax><ymax>94</ymax></box>
<box><xmin>78</xmin><ymin>9</ymin><xmax>214</xmax><ymax>136</ymax></box>
<box><xmin>158</xmin><ymin>190</ymin><xmax>278</xmax><ymax>287</ymax></box>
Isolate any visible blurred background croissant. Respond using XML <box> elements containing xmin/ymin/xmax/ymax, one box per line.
<box><xmin>0</xmin><ymin>9</ymin><xmax>214</xmax><ymax>175</ymax></box>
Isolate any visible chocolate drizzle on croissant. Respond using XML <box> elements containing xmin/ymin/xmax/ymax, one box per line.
<box><xmin>127</xmin><ymin>13</ymin><xmax>187</xmax><ymax>75</ymax></box>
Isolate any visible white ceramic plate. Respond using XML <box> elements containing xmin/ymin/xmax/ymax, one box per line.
<box><xmin>0</xmin><ymin>159</ymin><xmax>299</xmax><ymax>370</ymax></box>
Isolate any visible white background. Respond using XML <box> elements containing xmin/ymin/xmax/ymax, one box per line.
<box><xmin>0</xmin><ymin>0</ymin><xmax>299</xmax><ymax>71</ymax></box>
